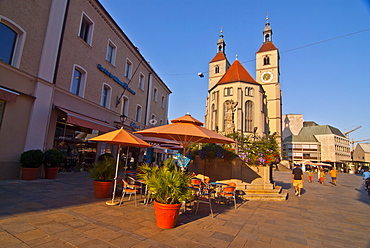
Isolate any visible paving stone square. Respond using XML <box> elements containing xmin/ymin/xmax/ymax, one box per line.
<box><xmin>0</xmin><ymin>170</ymin><xmax>369</xmax><ymax>247</ymax></box>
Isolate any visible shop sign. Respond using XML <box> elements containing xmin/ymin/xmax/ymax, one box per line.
<box><xmin>130</xmin><ymin>121</ymin><xmax>141</xmax><ymax>131</ymax></box>
<box><xmin>97</xmin><ymin>64</ymin><xmax>136</xmax><ymax>95</ymax></box>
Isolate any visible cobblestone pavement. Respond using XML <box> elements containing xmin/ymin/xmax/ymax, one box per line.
<box><xmin>0</xmin><ymin>170</ymin><xmax>369</xmax><ymax>247</ymax></box>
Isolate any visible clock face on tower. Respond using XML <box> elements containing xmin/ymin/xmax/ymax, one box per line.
<box><xmin>261</xmin><ymin>71</ymin><xmax>273</xmax><ymax>83</ymax></box>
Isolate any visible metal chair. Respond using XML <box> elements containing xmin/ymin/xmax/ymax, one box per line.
<box><xmin>195</xmin><ymin>186</ymin><xmax>214</xmax><ymax>218</ymax></box>
<box><xmin>119</xmin><ymin>179</ymin><xmax>138</xmax><ymax>207</ymax></box>
<box><xmin>219</xmin><ymin>186</ymin><xmax>237</xmax><ymax>209</ymax></box>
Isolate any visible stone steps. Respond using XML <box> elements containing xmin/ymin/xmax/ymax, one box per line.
<box><xmin>242</xmin><ymin>190</ymin><xmax>288</xmax><ymax>201</ymax></box>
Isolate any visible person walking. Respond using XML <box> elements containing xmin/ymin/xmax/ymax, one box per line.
<box><xmin>363</xmin><ymin>167</ymin><xmax>370</xmax><ymax>190</ymax></box>
<box><xmin>292</xmin><ymin>164</ymin><xmax>304</xmax><ymax>197</ymax></box>
<box><xmin>307</xmin><ymin>169</ymin><xmax>313</xmax><ymax>183</ymax></box>
<box><xmin>329</xmin><ymin>167</ymin><xmax>338</xmax><ymax>186</ymax></box>
<box><xmin>319</xmin><ymin>168</ymin><xmax>326</xmax><ymax>184</ymax></box>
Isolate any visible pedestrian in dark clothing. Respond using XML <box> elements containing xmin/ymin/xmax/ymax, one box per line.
<box><xmin>292</xmin><ymin>164</ymin><xmax>304</xmax><ymax>197</ymax></box>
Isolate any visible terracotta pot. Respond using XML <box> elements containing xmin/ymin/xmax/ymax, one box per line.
<box><xmin>154</xmin><ymin>200</ymin><xmax>181</xmax><ymax>229</ymax></box>
<box><xmin>93</xmin><ymin>180</ymin><xmax>113</xmax><ymax>198</ymax></box>
<box><xmin>21</xmin><ymin>167</ymin><xmax>39</xmax><ymax>180</ymax></box>
<box><xmin>45</xmin><ymin>167</ymin><xmax>60</xmax><ymax>179</ymax></box>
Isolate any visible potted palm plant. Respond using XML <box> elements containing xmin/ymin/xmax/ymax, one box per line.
<box><xmin>44</xmin><ymin>149</ymin><xmax>65</xmax><ymax>179</ymax></box>
<box><xmin>89</xmin><ymin>153</ymin><xmax>116</xmax><ymax>198</ymax></box>
<box><xmin>19</xmin><ymin>149</ymin><xmax>44</xmax><ymax>180</ymax></box>
<box><xmin>138</xmin><ymin>158</ymin><xmax>192</xmax><ymax>229</ymax></box>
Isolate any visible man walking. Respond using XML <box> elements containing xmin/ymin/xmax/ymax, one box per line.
<box><xmin>292</xmin><ymin>164</ymin><xmax>304</xmax><ymax>197</ymax></box>
<box><xmin>329</xmin><ymin>167</ymin><xmax>338</xmax><ymax>186</ymax></box>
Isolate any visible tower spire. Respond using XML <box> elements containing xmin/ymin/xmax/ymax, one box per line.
<box><xmin>263</xmin><ymin>13</ymin><xmax>273</xmax><ymax>43</ymax></box>
<box><xmin>217</xmin><ymin>27</ymin><xmax>226</xmax><ymax>54</ymax></box>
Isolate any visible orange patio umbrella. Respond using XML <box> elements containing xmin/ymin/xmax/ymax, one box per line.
<box><xmin>89</xmin><ymin>128</ymin><xmax>151</xmax><ymax>205</ymax></box>
<box><xmin>135</xmin><ymin>114</ymin><xmax>237</xmax><ymax>157</ymax></box>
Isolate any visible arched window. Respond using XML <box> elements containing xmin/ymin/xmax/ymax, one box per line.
<box><xmin>211</xmin><ymin>104</ymin><xmax>216</xmax><ymax>131</ymax></box>
<box><xmin>215</xmin><ymin>65</ymin><xmax>220</xmax><ymax>74</ymax></box>
<box><xmin>122</xmin><ymin>96</ymin><xmax>129</xmax><ymax>116</ymax></box>
<box><xmin>265</xmin><ymin>34</ymin><xmax>270</xmax><ymax>42</ymax></box>
<box><xmin>263</xmin><ymin>56</ymin><xmax>270</xmax><ymax>65</ymax></box>
<box><xmin>0</xmin><ymin>17</ymin><xmax>26</xmax><ymax>68</ymax></box>
<box><xmin>245</xmin><ymin>87</ymin><xmax>254</xmax><ymax>96</ymax></box>
<box><xmin>245</xmin><ymin>100</ymin><xmax>253</xmax><ymax>133</ymax></box>
<box><xmin>101</xmin><ymin>83</ymin><xmax>112</xmax><ymax>108</ymax></box>
<box><xmin>71</xmin><ymin>66</ymin><xmax>87</xmax><ymax>97</ymax></box>
<box><xmin>136</xmin><ymin>105</ymin><xmax>142</xmax><ymax>122</ymax></box>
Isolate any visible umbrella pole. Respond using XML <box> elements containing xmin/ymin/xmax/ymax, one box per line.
<box><xmin>106</xmin><ymin>144</ymin><xmax>121</xmax><ymax>205</ymax></box>
<box><xmin>124</xmin><ymin>146</ymin><xmax>130</xmax><ymax>177</ymax></box>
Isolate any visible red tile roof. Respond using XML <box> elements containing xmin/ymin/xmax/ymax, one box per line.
<box><xmin>257</xmin><ymin>42</ymin><xmax>277</xmax><ymax>53</ymax></box>
<box><xmin>217</xmin><ymin>60</ymin><xmax>257</xmax><ymax>85</ymax></box>
<box><xmin>210</xmin><ymin>52</ymin><xmax>227</xmax><ymax>63</ymax></box>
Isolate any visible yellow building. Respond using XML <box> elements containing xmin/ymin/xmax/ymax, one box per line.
<box><xmin>205</xmin><ymin>17</ymin><xmax>282</xmax><ymax>143</ymax></box>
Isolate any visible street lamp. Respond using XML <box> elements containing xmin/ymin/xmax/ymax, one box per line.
<box><xmin>120</xmin><ymin>114</ymin><xmax>127</xmax><ymax>123</ymax></box>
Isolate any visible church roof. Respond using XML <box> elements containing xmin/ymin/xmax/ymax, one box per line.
<box><xmin>257</xmin><ymin>42</ymin><xmax>277</xmax><ymax>53</ymax></box>
<box><xmin>217</xmin><ymin>59</ymin><xmax>257</xmax><ymax>85</ymax></box>
<box><xmin>210</xmin><ymin>52</ymin><xmax>227</xmax><ymax>63</ymax></box>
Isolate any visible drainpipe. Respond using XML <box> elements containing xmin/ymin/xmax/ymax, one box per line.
<box><xmin>144</xmin><ymin>73</ymin><xmax>152</xmax><ymax>127</ymax></box>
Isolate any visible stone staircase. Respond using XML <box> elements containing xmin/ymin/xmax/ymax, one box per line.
<box><xmin>216</xmin><ymin>179</ymin><xmax>288</xmax><ymax>201</ymax></box>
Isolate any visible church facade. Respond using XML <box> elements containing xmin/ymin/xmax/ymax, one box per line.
<box><xmin>205</xmin><ymin>18</ymin><xmax>282</xmax><ymax>145</ymax></box>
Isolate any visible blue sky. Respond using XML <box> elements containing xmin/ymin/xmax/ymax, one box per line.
<box><xmin>99</xmin><ymin>0</ymin><xmax>370</xmax><ymax>142</ymax></box>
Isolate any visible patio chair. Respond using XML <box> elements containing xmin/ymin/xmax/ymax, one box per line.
<box><xmin>219</xmin><ymin>186</ymin><xmax>237</xmax><ymax>209</ymax></box>
<box><xmin>119</xmin><ymin>179</ymin><xmax>138</xmax><ymax>207</ymax></box>
<box><xmin>195</xmin><ymin>187</ymin><xmax>214</xmax><ymax>218</ymax></box>
<box><xmin>189</xmin><ymin>178</ymin><xmax>202</xmax><ymax>195</ymax></box>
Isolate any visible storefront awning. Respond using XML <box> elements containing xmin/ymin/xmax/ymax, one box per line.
<box><xmin>0</xmin><ymin>87</ymin><xmax>19</xmax><ymax>103</ymax></box>
<box><xmin>56</xmin><ymin>106</ymin><xmax>115</xmax><ymax>133</ymax></box>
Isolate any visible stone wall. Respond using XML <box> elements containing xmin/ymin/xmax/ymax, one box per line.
<box><xmin>187</xmin><ymin>156</ymin><xmax>272</xmax><ymax>184</ymax></box>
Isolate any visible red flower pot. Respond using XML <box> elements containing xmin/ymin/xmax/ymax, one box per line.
<box><xmin>45</xmin><ymin>167</ymin><xmax>60</xmax><ymax>179</ymax></box>
<box><xmin>93</xmin><ymin>180</ymin><xmax>113</xmax><ymax>198</ymax></box>
<box><xmin>154</xmin><ymin>201</ymin><xmax>181</xmax><ymax>229</ymax></box>
<box><xmin>21</xmin><ymin>167</ymin><xmax>39</xmax><ymax>180</ymax></box>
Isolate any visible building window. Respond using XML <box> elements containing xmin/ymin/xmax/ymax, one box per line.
<box><xmin>0</xmin><ymin>17</ymin><xmax>26</xmax><ymax>68</ymax></box>
<box><xmin>125</xmin><ymin>59</ymin><xmax>132</xmax><ymax>79</ymax></box>
<box><xmin>79</xmin><ymin>13</ymin><xmax>94</xmax><ymax>45</ymax></box>
<box><xmin>106</xmin><ymin>40</ymin><xmax>116</xmax><ymax>65</ymax></box>
<box><xmin>122</xmin><ymin>96</ymin><xmax>129</xmax><ymax>116</ymax></box>
<box><xmin>211</xmin><ymin>104</ymin><xmax>216</xmax><ymax>131</ymax></box>
<box><xmin>161</xmin><ymin>96</ymin><xmax>165</xmax><ymax>108</ymax></box>
<box><xmin>0</xmin><ymin>100</ymin><xmax>5</xmax><ymax>126</ymax></box>
<box><xmin>224</xmin><ymin>87</ymin><xmax>233</xmax><ymax>96</ymax></box>
<box><xmin>101</xmin><ymin>83</ymin><xmax>111</xmax><ymax>108</ymax></box>
<box><xmin>135</xmin><ymin>105</ymin><xmax>142</xmax><ymax>122</ymax></box>
<box><xmin>215</xmin><ymin>65</ymin><xmax>220</xmax><ymax>74</ymax></box>
<box><xmin>245</xmin><ymin>87</ymin><xmax>254</xmax><ymax>96</ymax></box>
<box><xmin>138</xmin><ymin>73</ymin><xmax>145</xmax><ymax>90</ymax></box>
<box><xmin>71</xmin><ymin>67</ymin><xmax>86</xmax><ymax>97</ymax></box>
<box><xmin>159</xmin><ymin>119</ymin><xmax>163</xmax><ymax>126</ymax></box>
<box><xmin>263</xmin><ymin>56</ymin><xmax>270</xmax><ymax>65</ymax></box>
<box><xmin>245</xmin><ymin>100</ymin><xmax>253</xmax><ymax>132</ymax></box>
<box><xmin>153</xmin><ymin>88</ymin><xmax>158</xmax><ymax>102</ymax></box>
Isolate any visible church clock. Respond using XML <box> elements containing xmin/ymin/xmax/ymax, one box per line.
<box><xmin>261</xmin><ymin>71</ymin><xmax>273</xmax><ymax>83</ymax></box>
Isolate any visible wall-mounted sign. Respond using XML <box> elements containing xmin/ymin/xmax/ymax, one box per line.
<box><xmin>130</xmin><ymin>121</ymin><xmax>141</xmax><ymax>131</ymax></box>
<box><xmin>97</xmin><ymin>64</ymin><xmax>136</xmax><ymax>95</ymax></box>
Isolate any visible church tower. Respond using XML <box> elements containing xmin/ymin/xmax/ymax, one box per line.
<box><xmin>255</xmin><ymin>15</ymin><xmax>282</xmax><ymax>146</ymax></box>
<box><xmin>205</xmin><ymin>31</ymin><xmax>268</xmax><ymax>137</ymax></box>
<box><xmin>208</xmin><ymin>29</ymin><xmax>230</xmax><ymax>90</ymax></box>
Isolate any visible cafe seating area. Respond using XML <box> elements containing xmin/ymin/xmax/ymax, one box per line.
<box><xmin>118</xmin><ymin>170</ymin><xmax>243</xmax><ymax>217</ymax></box>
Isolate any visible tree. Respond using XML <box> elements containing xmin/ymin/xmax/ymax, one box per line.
<box><xmin>227</xmin><ymin>132</ymin><xmax>280</xmax><ymax>166</ymax></box>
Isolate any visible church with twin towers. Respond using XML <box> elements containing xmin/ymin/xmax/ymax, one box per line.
<box><xmin>204</xmin><ymin>17</ymin><xmax>282</xmax><ymax>146</ymax></box>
